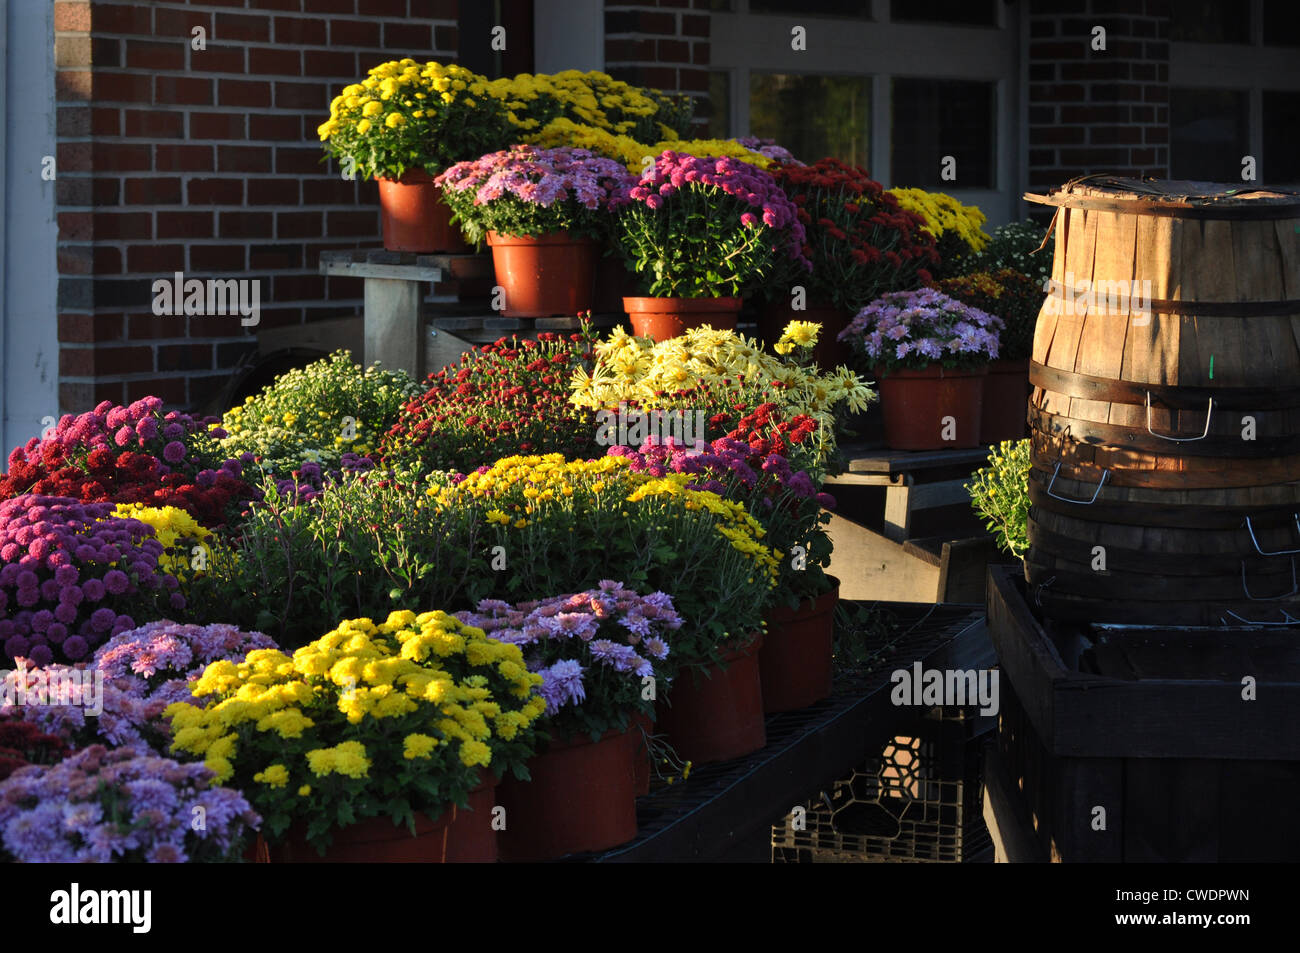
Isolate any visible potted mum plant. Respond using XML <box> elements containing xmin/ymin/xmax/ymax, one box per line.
<box><xmin>436</xmin><ymin>145</ymin><xmax>638</xmax><ymax>317</ymax></box>
<box><xmin>615</xmin><ymin>151</ymin><xmax>809</xmax><ymax>341</ymax></box>
<box><xmin>839</xmin><ymin>288</ymin><xmax>1002</xmax><ymax>450</ymax></box>
<box><xmin>455</xmin><ymin>583</ymin><xmax>678</xmax><ymax>860</ymax></box>
<box><xmin>936</xmin><ymin>268</ymin><xmax>1045</xmax><ymax>442</ymax></box>
<box><xmin>317</xmin><ymin>59</ymin><xmax>514</xmax><ymax>253</ymax></box>
<box><xmin>166</xmin><ymin>611</ymin><xmax>544</xmax><ymax>863</ymax></box>
<box><xmin>760</xmin><ymin>158</ymin><xmax>939</xmax><ymax>369</ymax></box>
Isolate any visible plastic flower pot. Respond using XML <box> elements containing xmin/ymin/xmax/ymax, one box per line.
<box><xmin>875</xmin><ymin>363</ymin><xmax>988</xmax><ymax>451</ymax></box>
<box><xmin>624</xmin><ymin>296</ymin><xmax>743</xmax><ymax>342</ymax></box>
<box><xmin>487</xmin><ymin>230</ymin><xmax>598</xmax><ymax>318</ymax></box>
<box><xmin>376</xmin><ymin>169</ymin><xmax>469</xmax><ymax>254</ymax></box>
<box><xmin>631</xmin><ymin>712</ymin><xmax>653</xmax><ymax>797</ymax></box>
<box><xmin>495</xmin><ymin>728</ymin><xmax>638</xmax><ymax>861</ymax></box>
<box><xmin>755</xmin><ymin>299</ymin><xmax>852</xmax><ymax>370</ymax></box>
<box><xmin>257</xmin><ymin>772</ymin><xmax>498</xmax><ymax>863</ymax></box>
<box><xmin>979</xmin><ymin>357</ymin><xmax>1030</xmax><ymax>443</ymax></box>
<box><xmin>655</xmin><ymin>633</ymin><xmax>766</xmax><ymax>765</ymax></box>
<box><xmin>758</xmin><ymin>576</ymin><xmax>840</xmax><ymax>713</ymax></box>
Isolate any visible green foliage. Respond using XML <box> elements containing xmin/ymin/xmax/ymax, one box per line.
<box><xmin>974</xmin><ymin>220</ymin><xmax>1055</xmax><ymax>289</ymax></box>
<box><xmin>965</xmin><ymin>439</ymin><xmax>1031</xmax><ymax>559</ymax></box>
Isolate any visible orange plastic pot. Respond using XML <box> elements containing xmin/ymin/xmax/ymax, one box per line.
<box><xmin>624</xmin><ymin>296</ymin><xmax>742</xmax><ymax>342</ymax></box>
<box><xmin>980</xmin><ymin>358</ymin><xmax>1030</xmax><ymax>443</ymax></box>
<box><xmin>487</xmin><ymin>230</ymin><xmax>597</xmax><ymax>317</ymax></box>
<box><xmin>756</xmin><ymin>299</ymin><xmax>852</xmax><ymax>370</ymax></box>
<box><xmin>655</xmin><ymin>633</ymin><xmax>766</xmax><ymax>765</ymax></box>
<box><xmin>876</xmin><ymin>363</ymin><xmax>988</xmax><ymax>450</ymax></box>
<box><xmin>631</xmin><ymin>712</ymin><xmax>653</xmax><ymax>797</ymax></box>
<box><xmin>495</xmin><ymin>728</ymin><xmax>638</xmax><ymax>861</ymax></box>
<box><xmin>759</xmin><ymin>577</ymin><xmax>840</xmax><ymax>712</ymax></box>
<box><xmin>376</xmin><ymin>170</ymin><xmax>469</xmax><ymax>254</ymax></box>
<box><xmin>258</xmin><ymin>773</ymin><xmax>498</xmax><ymax>863</ymax></box>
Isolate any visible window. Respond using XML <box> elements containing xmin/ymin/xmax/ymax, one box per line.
<box><xmin>1263</xmin><ymin>91</ymin><xmax>1300</xmax><ymax>183</ymax></box>
<box><xmin>1170</xmin><ymin>88</ymin><xmax>1249</xmax><ymax>181</ymax></box>
<box><xmin>749</xmin><ymin>73</ymin><xmax>872</xmax><ymax>167</ymax></box>
<box><xmin>749</xmin><ymin>0</ymin><xmax>871</xmax><ymax>15</ymax></box>
<box><xmin>891</xmin><ymin>79</ymin><xmax>996</xmax><ymax>188</ymax></box>
<box><xmin>1262</xmin><ymin>0</ymin><xmax>1300</xmax><ymax>46</ymax></box>
<box><xmin>889</xmin><ymin>1</ymin><xmax>996</xmax><ymax>27</ymax></box>
<box><xmin>1169</xmin><ymin>1</ymin><xmax>1251</xmax><ymax>43</ymax></box>
<box><xmin>704</xmin><ymin>71</ymin><xmax>731</xmax><ymax>139</ymax></box>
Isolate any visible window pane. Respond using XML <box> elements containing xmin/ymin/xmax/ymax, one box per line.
<box><xmin>1263</xmin><ymin>0</ymin><xmax>1300</xmax><ymax>46</ymax></box>
<box><xmin>1169</xmin><ymin>1</ymin><xmax>1250</xmax><ymax>43</ymax></box>
<box><xmin>1263</xmin><ymin>91</ymin><xmax>1300</xmax><ymax>183</ymax></box>
<box><xmin>1170</xmin><ymin>88</ymin><xmax>1249</xmax><ymax>182</ymax></box>
<box><xmin>749</xmin><ymin>0</ymin><xmax>871</xmax><ymax>15</ymax></box>
<box><xmin>891</xmin><ymin>79</ymin><xmax>996</xmax><ymax>188</ymax></box>
<box><xmin>704</xmin><ymin>71</ymin><xmax>731</xmax><ymax>139</ymax></box>
<box><xmin>889</xmin><ymin>0</ymin><xmax>996</xmax><ymax>26</ymax></box>
<box><xmin>749</xmin><ymin>73</ymin><xmax>871</xmax><ymax>167</ymax></box>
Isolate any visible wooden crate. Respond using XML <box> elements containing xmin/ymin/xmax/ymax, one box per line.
<box><xmin>983</xmin><ymin>564</ymin><xmax>1300</xmax><ymax>862</ymax></box>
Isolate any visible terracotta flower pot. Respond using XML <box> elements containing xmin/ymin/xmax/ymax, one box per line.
<box><xmin>655</xmin><ymin>633</ymin><xmax>766</xmax><ymax>765</ymax></box>
<box><xmin>756</xmin><ymin>299</ymin><xmax>852</xmax><ymax>370</ymax></box>
<box><xmin>495</xmin><ymin>728</ymin><xmax>638</xmax><ymax>861</ymax></box>
<box><xmin>376</xmin><ymin>169</ymin><xmax>469</xmax><ymax>254</ymax></box>
<box><xmin>980</xmin><ymin>357</ymin><xmax>1030</xmax><ymax>443</ymax></box>
<box><xmin>486</xmin><ymin>230</ymin><xmax>598</xmax><ymax>318</ymax></box>
<box><xmin>875</xmin><ymin>363</ymin><xmax>988</xmax><ymax>451</ymax></box>
<box><xmin>624</xmin><ymin>296</ymin><xmax>743</xmax><ymax>342</ymax></box>
<box><xmin>258</xmin><ymin>773</ymin><xmax>498</xmax><ymax>863</ymax></box>
<box><xmin>759</xmin><ymin>577</ymin><xmax>840</xmax><ymax>712</ymax></box>
<box><xmin>631</xmin><ymin>712</ymin><xmax>653</xmax><ymax>797</ymax></box>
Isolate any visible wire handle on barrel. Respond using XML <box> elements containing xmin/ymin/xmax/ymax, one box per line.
<box><xmin>1240</xmin><ymin>558</ymin><xmax>1300</xmax><ymax>600</ymax></box>
<box><xmin>1045</xmin><ymin>461</ymin><xmax>1110</xmax><ymax>504</ymax></box>
<box><xmin>1222</xmin><ymin>608</ymin><xmax>1300</xmax><ymax>626</ymax></box>
<box><xmin>1243</xmin><ymin>514</ymin><xmax>1300</xmax><ymax>556</ymax></box>
<box><xmin>1145</xmin><ymin>392</ymin><xmax>1214</xmax><ymax>442</ymax></box>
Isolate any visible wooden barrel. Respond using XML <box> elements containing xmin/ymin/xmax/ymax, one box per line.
<box><xmin>1022</xmin><ymin>176</ymin><xmax>1300</xmax><ymax>626</ymax></box>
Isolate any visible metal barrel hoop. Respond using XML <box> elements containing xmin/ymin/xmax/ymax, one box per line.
<box><xmin>1045</xmin><ymin>461</ymin><xmax>1110</xmax><ymax>505</ymax></box>
<box><xmin>1146</xmin><ymin>391</ymin><xmax>1215</xmax><ymax>442</ymax></box>
<box><xmin>1221</xmin><ymin>608</ymin><xmax>1300</xmax><ymax>627</ymax></box>
<box><xmin>1240</xmin><ymin>557</ymin><xmax>1300</xmax><ymax>600</ymax></box>
<box><xmin>1243</xmin><ymin>513</ymin><xmax>1300</xmax><ymax>556</ymax></box>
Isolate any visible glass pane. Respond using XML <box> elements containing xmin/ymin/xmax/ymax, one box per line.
<box><xmin>749</xmin><ymin>0</ymin><xmax>871</xmax><ymax>15</ymax></box>
<box><xmin>1170</xmin><ymin>88</ymin><xmax>1249</xmax><ymax>182</ymax></box>
<box><xmin>704</xmin><ymin>71</ymin><xmax>731</xmax><ymax>139</ymax></box>
<box><xmin>1263</xmin><ymin>91</ymin><xmax>1300</xmax><ymax>183</ymax></box>
<box><xmin>749</xmin><ymin>72</ymin><xmax>872</xmax><ymax>167</ymax></box>
<box><xmin>1263</xmin><ymin>0</ymin><xmax>1300</xmax><ymax>46</ymax></box>
<box><xmin>891</xmin><ymin>78</ymin><xmax>996</xmax><ymax>188</ymax></box>
<box><xmin>1169</xmin><ymin>1</ymin><xmax>1250</xmax><ymax>43</ymax></box>
<box><xmin>889</xmin><ymin>0</ymin><xmax>996</xmax><ymax>26</ymax></box>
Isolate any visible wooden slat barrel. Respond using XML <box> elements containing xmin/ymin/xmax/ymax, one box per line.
<box><xmin>1022</xmin><ymin>176</ymin><xmax>1300</xmax><ymax>625</ymax></box>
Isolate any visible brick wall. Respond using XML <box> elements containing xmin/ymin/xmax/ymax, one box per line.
<box><xmin>1027</xmin><ymin>0</ymin><xmax>1171</xmax><ymax>198</ymax></box>
<box><xmin>53</xmin><ymin>0</ymin><xmax>459</xmax><ymax>414</ymax></box>
<box><xmin>603</xmin><ymin>0</ymin><xmax>711</xmax><ymax>131</ymax></box>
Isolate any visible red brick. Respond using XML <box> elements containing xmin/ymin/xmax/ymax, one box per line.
<box><xmin>325</xmin><ymin>210</ymin><xmax>378</xmax><ymax>236</ymax></box>
<box><xmin>678</xmin><ymin>69</ymin><xmax>708</xmax><ymax>93</ymax></box>
<box><xmin>93</xmin><ymin>71</ymin><xmax>152</xmax><ymax>103</ymax></box>
<box><xmin>91</xmin><ymin>106</ymin><xmax>120</xmax><ymax>135</ymax></box>
<box><xmin>57</xmin><ymin>141</ymin><xmax>93</xmax><ymax>173</ymax></box>
<box><xmin>158</xmin><ymin>211</ymin><xmax>214</xmax><ymax>239</ymax></box>
<box><xmin>214</xmin><ymin>11</ymin><xmax>271</xmax><ymax>43</ymax></box>
<box><xmin>250</xmin><ymin>244</ymin><xmax>303</xmax><ymax>269</ymax></box>
<box><xmin>127</xmin><ymin>378</ymin><xmax>187</xmax><ymax>405</ymax></box>
<box><xmin>1033</xmin><ymin>126</ymin><xmax>1086</xmax><ymax>144</ymax></box>
<box><xmin>125</xmin><ymin>39</ymin><xmax>186</xmax><ymax>70</ymax></box>
<box><xmin>58</xmin><ymin>314</ymin><xmax>113</xmax><ymax>344</ymax></box>
<box><xmin>329</xmin><ymin>19</ymin><xmax>380</xmax><ymax>46</ymax></box>
<box><xmin>274</xmin><ymin>16</ymin><xmax>326</xmax><ymax>44</ymax></box>
<box><xmin>191</xmin><ymin>113</ymin><xmax>246</xmax><ymax>139</ymax></box>
<box><xmin>187</xmin><ymin>178</ymin><xmax>244</xmax><ymax>204</ymax></box>
<box><xmin>1143</xmin><ymin>84</ymin><xmax>1168</xmax><ymax>103</ymax></box>
<box><xmin>275</xmin><ymin>81</ymin><xmax>330</xmax><ymax>110</ymax></box>
<box><xmin>159</xmin><ymin>344</ymin><xmax>214</xmax><ymax>373</ymax></box>
<box><xmin>248</xmin><ymin>178</ymin><xmax>299</xmax><ymax>204</ymax></box>
<box><xmin>657</xmin><ymin>39</ymin><xmax>690</xmax><ymax>62</ymax></box>
<box><xmin>126</xmin><ymin>245</ymin><xmax>185</xmax><ymax>273</ymax></box>
<box><xmin>1060</xmin><ymin>147</ymin><xmax>1130</xmax><ymax>165</ymax></box>
<box><xmin>682</xmin><ymin>13</ymin><xmax>709</xmax><ymax>37</ymax></box>
<box><xmin>368</xmin><ymin>0</ymin><xmax>406</xmax><ymax>15</ymax></box>
<box><xmin>304</xmin><ymin>50</ymin><xmax>356</xmax><ymax>77</ymax></box>
<box><xmin>1030</xmin><ymin>83</ymin><xmax>1087</xmax><ymax>103</ymax></box>
<box><xmin>1090</xmin><ymin>126</ymin><xmax>1143</xmax><ymax>145</ymax></box>
<box><xmin>218</xmin><ymin>145</ymin><xmax>273</xmax><ymax>172</ymax></box>
<box><xmin>433</xmin><ymin>25</ymin><xmax>456</xmax><ymax>51</ymax></box>
<box><xmin>382</xmin><ymin>21</ymin><xmax>429</xmax><ymax>49</ymax></box>
<box><xmin>56</xmin><ymin>105</ymin><xmax>90</xmax><ymax>137</ymax></box>
<box><xmin>154</xmin><ymin>7</ymin><xmax>211</xmax><ymax>37</ymax></box>
<box><xmin>56</xmin><ymin>70</ymin><xmax>93</xmax><ymax>102</ymax></box>
<box><xmin>58</xmin><ymin>246</ymin><xmax>95</xmax><ymax>276</ymax></box>
<box><xmin>219</xmin><ymin>79</ymin><xmax>272</xmax><ymax>108</ymax></box>
<box><xmin>219</xmin><ymin>212</ymin><xmax>273</xmax><ymax>239</ymax></box>
<box><xmin>56</xmin><ymin>34</ymin><xmax>94</xmax><ymax>69</ymax></box>
<box><xmin>194</xmin><ymin>45</ymin><xmax>246</xmax><ymax>73</ymax></box>
<box><xmin>91</xmin><ymin>1</ymin><xmax>152</xmax><ymax>34</ymax></box>
<box><xmin>691</xmin><ymin>42</ymin><xmax>709</xmax><ymax>65</ymax></box>
<box><xmin>302</xmin><ymin>178</ymin><xmax>358</xmax><ymax>204</ymax></box>
<box><xmin>155</xmin><ymin>75</ymin><xmax>213</xmax><ymax>105</ymax></box>
<box><xmin>273</xmin><ymin>274</ymin><xmax>326</xmax><ymax>300</ymax></box>
<box><xmin>277</xmin><ymin>211</ymin><xmax>323</xmax><ymax>238</ymax></box>
<box><xmin>124</xmin><ymin>109</ymin><xmax>184</xmax><ymax>138</ymax></box>
<box><xmin>125</xmin><ymin>176</ymin><xmax>182</xmax><ymax>204</ymax></box>
<box><xmin>249</xmin><ymin>48</ymin><xmax>302</xmax><ymax>75</ymax></box>
<box><xmin>1030</xmin><ymin>40</ymin><xmax>1085</xmax><ymax>59</ymax></box>
<box><xmin>250</xmin><ymin>113</ymin><xmax>301</xmax><ymax>140</ymax></box>
<box><xmin>606</xmin><ymin>37</ymin><xmax>656</xmax><ymax>61</ymax></box>
<box><xmin>275</xmin><ymin>147</ymin><xmax>325</xmax><ymax>175</ymax></box>
<box><xmin>190</xmin><ymin>245</ymin><xmax>246</xmax><ymax>271</ymax></box>
<box><xmin>93</xmin><ymin>246</ymin><xmax>122</xmax><ymax>273</ymax></box>
<box><xmin>56</xmin><ymin>175</ymin><xmax>91</xmax><ymax>206</ymax></box>
<box><xmin>255</xmin><ymin>0</ymin><xmax>301</xmax><ymax>10</ymax></box>
<box><xmin>410</xmin><ymin>0</ymin><xmax>457</xmax><ymax>17</ymax></box>
<box><xmin>96</xmin><ymin>143</ymin><xmax>153</xmax><ymax>172</ymax></box>
<box><xmin>314</xmin><ymin>0</ymin><xmax>358</xmax><ymax>12</ymax></box>
<box><xmin>157</xmin><ymin>144</ymin><xmax>215</xmax><ymax>172</ymax></box>
<box><xmin>91</xmin><ymin>212</ymin><xmax>149</xmax><ymax>240</ymax></box>
<box><xmin>1144</xmin><ymin>125</ymin><xmax>1168</xmax><ymax>143</ymax></box>
<box><xmin>63</xmin><ymin>346</ymin><xmax>153</xmax><ymax>377</ymax></box>
<box><xmin>126</xmin><ymin>313</ymin><xmax>180</xmax><ymax>340</ymax></box>
<box><xmin>1059</xmin><ymin>104</ymin><xmax>1128</xmax><ymax>123</ymax></box>
<box><xmin>54</xmin><ymin>1</ymin><xmax>91</xmax><ymax>32</ymax></box>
